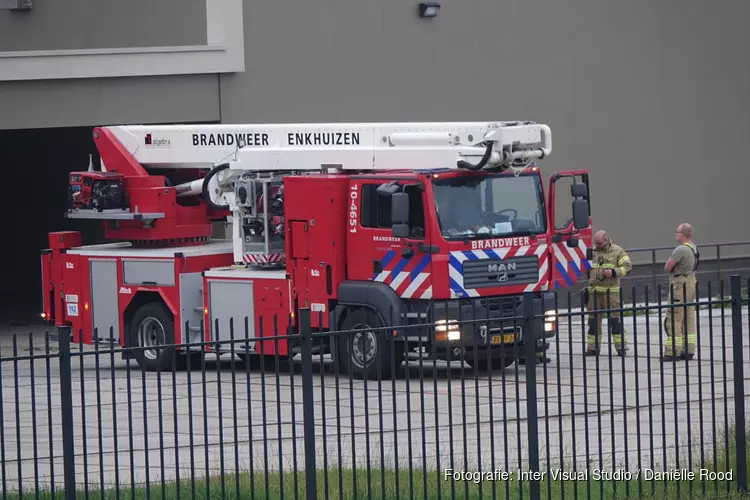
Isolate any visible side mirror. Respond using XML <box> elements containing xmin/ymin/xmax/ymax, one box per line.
<box><xmin>572</xmin><ymin>199</ymin><xmax>589</xmax><ymax>229</ymax></box>
<box><xmin>391</xmin><ymin>192</ymin><xmax>409</xmax><ymax>224</ymax></box>
<box><xmin>391</xmin><ymin>192</ymin><xmax>410</xmax><ymax>238</ymax></box>
<box><xmin>570</xmin><ymin>182</ymin><xmax>589</xmax><ymax>230</ymax></box>
<box><xmin>570</xmin><ymin>182</ymin><xmax>588</xmax><ymax>198</ymax></box>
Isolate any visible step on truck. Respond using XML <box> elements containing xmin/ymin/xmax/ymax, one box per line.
<box><xmin>40</xmin><ymin>121</ymin><xmax>593</xmax><ymax>379</ymax></box>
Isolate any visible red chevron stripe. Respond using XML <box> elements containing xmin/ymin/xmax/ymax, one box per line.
<box><xmin>414</xmin><ymin>276</ymin><xmax>432</xmax><ymax>298</ymax></box>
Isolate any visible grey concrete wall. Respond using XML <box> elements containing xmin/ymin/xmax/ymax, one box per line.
<box><xmin>0</xmin><ymin>75</ymin><xmax>221</xmax><ymax>129</ymax></box>
<box><xmin>0</xmin><ymin>0</ymin><xmax>748</xmax><ymax>253</ymax></box>
<box><xmin>219</xmin><ymin>0</ymin><xmax>750</xmax><ymax>253</ymax></box>
<box><xmin>0</xmin><ymin>0</ymin><xmax>206</xmax><ymax>51</ymax></box>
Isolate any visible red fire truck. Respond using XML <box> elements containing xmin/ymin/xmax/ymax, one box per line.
<box><xmin>41</xmin><ymin>121</ymin><xmax>592</xmax><ymax>379</ymax></box>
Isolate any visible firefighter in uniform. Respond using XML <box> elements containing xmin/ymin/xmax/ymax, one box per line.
<box><xmin>584</xmin><ymin>230</ymin><xmax>632</xmax><ymax>356</ymax></box>
<box><xmin>662</xmin><ymin>223</ymin><xmax>699</xmax><ymax>361</ymax></box>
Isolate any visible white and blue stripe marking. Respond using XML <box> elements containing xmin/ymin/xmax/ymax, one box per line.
<box><xmin>372</xmin><ymin>251</ymin><xmax>433</xmax><ymax>299</ymax></box>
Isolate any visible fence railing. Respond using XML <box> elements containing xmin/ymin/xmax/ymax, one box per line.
<box><xmin>633</xmin><ymin>240</ymin><xmax>750</xmax><ymax>286</ymax></box>
<box><xmin>1</xmin><ymin>275</ymin><xmax>749</xmax><ymax>500</ymax></box>
<box><xmin>556</xmin><ymin>240</ymin><xmax>750</xmax><ymax>308</ymax></box>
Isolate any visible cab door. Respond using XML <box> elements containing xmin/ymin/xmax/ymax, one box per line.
<box><xmin>548</xmin><ymin>170</ymin><xmax>593</xmax><ymax>289</ymax></box>
<box><xmin>346</xmin><ymin>178</ymin><xmax>434</xmax><ymax>300</ymax></box>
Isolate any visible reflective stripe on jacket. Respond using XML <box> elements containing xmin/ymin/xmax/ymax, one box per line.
<box><xmin>587</xmin><ymin>241</ymin><xmax>632</xmax><ymax>292</ymax></box>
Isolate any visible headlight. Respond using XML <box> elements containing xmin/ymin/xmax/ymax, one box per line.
<box><xmin>544</xmin><ymin>310</ymin><xmax>556</xmax><ymax>332</ymax></box>
<box><xmin>435</xmin><ymin>319</ymin><xmax>461</xmax><ymax>340</ymax></box>
<box><xmin>435</xmin><ymin>319</ymin><xmax>460</xmax><ymax>332</ymax></box>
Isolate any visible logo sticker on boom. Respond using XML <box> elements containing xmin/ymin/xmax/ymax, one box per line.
<box><xmin>144</xmin><ymin>134</ymin><xmax>171</xmax><ymax>147</ymax></box>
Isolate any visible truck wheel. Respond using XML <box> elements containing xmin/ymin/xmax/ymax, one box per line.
<box><xmin>337</xmin><ymin>308</ymin><xmax>404</xmax><ymax>380</ymax></box>
<box><xmin>129</xmin><ymin>302</ymin><xmax>177</xmax><ymax>372</ymax></box>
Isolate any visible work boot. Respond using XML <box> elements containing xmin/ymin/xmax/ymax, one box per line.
<box><xmin>518</xmin><ymin>355</ymin><xmax>551</xmax><ymax>365</ymax></box>
<box><xmin>584</xmin><ymin>349</ymin><xmax>598</xmax><ymax>357</ymax></box>
<box><xmin>519</xmin><ymin>341</ymin><xmax>551</xmax><ymax>365</ymax></box>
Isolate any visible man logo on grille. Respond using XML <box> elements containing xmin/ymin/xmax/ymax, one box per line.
<box><xmin>487</xmin><ymin>262</ymin><xmax>516</xmax><ymax>273</ymax></box>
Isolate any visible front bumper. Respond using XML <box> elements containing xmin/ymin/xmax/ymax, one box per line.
<box><xmin>426</xmin><ymin>292</ymin><xmax>558</xmax><ymax>352</ymax></box>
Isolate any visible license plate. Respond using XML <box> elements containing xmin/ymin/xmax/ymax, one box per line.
<box><xmin>491</xmin><ymin>333</ymin><xmax>518</xmax><ymax>345</ymax></box>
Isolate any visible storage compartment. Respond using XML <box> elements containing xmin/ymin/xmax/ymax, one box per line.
<box><xmin>208</xmin><ymin>279</ymin><xmax>256</xmax><ymax>346</ymax></box>
<box><xmin>204</xmin><ymin>267</ymin><xmax>291</xmax><ymax>356</ymax></box>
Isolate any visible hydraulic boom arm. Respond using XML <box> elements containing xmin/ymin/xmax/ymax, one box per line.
<box><xmin>204</xmin><ymin>120</ymin><xmax>551</xmax><ymax>208</ymax></box>
<box><xmin>72</xmin><ymin>120</ymin><xmax>551</xmax><ymax>249</ymax></box>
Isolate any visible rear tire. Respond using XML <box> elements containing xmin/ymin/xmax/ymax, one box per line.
<box><xmin>128</xmin><ymin>302</ymin><xmax>177</xmax><ymax>372</ymax></box>
<box><xmin>337</xmin><ymin>308</ymin><xmax>404</xmax><ymax>380</ymax></box>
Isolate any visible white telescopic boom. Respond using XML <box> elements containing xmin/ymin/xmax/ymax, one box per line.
<box><xmin>104</xmin><ymin>120</ymin><xmax>550</xmax><ymax>170</ymax></box>
<box><xmin>222</xmin><ymin>121</ymin><xmax>551</xmax><ymax>174</ymax></box>
<box><xmin>202</xmin><ymin>121</ymin><xmax>551</xmax><ymax>210</ymax></box>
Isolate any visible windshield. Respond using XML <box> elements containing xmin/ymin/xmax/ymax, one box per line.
<box><xmin>432</xmin><ymin>173</ymin><xmax>547</xmax><ymax>240</ymax></box>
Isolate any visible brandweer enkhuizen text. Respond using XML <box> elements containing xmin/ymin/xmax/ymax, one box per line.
<box><xmin>191</xmin><ymin>132</ymin><xmax>361</xmax><ymax>147</ymax></box>
<box><xmin>444</xmin><ymin>468</ymin><xmax>733</xmax><ymax>483</ymax></box>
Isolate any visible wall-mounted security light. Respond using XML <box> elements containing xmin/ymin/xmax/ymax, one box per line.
<box><xmin>418</xmin><ymin>2</ymin><xmax>441</xmax><ymax>18</ymax></box>
<box><xmin>0</xmin><ymin>0</ymin><xmax>32</xmax><ymax>9</ymax></box>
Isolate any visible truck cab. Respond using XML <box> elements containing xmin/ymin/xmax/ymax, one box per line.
<box><xmin>283</xmin><ymin>165</ymin><xmax>592</xmax><ymax>378</ymax></box>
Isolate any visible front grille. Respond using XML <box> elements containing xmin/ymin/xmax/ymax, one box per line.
<box><xmin>480</xmin><ymin>296</ymin><xmax>522</xmax><ymax>316</ymax></box>
<box><xmin>462</xmin><ymin>255</ymin><xmax>539</xmax><ymax>288</ymax></box>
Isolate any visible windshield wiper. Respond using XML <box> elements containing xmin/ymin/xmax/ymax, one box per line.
<box><xmin>442</xmin><ymin>233</ymin><xmax>483</xmax><ymax>242</ymax></box>
<box><xmin>508</xmin><ymin>229</ymin><xmax>537</xmax><ymax>237</ymax></box>
<box><xmin>444</xmin><ymin>229</ymin><xmax>539</xmax><ymax>242</ymax></box>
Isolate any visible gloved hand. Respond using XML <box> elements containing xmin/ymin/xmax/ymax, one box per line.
<box><xmin>582</xmin><ymin>288</ymin><xmax>589</xmax><ymax>306</ymax></box>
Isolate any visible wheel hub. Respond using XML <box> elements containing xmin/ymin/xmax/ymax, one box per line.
<box><xmin>137</xmin><ymin>316</ymin><xmax>166</xmax><ymax>360</ymax></box>
<box><xmin>350</xmin><ymin>322</ymin><xmax>377</xmax><ymax>368</ymax></box>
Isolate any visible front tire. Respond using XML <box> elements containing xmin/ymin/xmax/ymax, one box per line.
<box><xmin>128</xmin><ymin>302</ymin><xmax>177</xmax><ymax>372</ymax></box>
<box><xmin>337</xmin><ymin>308</ymin><xmax>404</xmax><ymax>380</ymax></box>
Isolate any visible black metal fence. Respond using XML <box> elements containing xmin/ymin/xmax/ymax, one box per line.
<box><xmin>1</xmin><ymin>276</ymin><xmax>749</xmax><ymax>500</ymax></box>
<box><xmin>556</xmin><ymin>240</ymin><xmax>750</xmax><ymax>309</ymax></box>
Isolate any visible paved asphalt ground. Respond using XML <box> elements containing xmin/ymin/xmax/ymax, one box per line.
<box><xmin>0</xmin><ymin>301</ymin><xmax>748</xmax><ymax>493</ymax></box>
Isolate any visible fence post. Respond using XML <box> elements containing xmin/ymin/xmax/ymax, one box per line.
<box><xmin>57</xmin><ymin>326</ymin><xmax>77</xmax><ymax>500</ymax></box>
<box><xmin>730</xmin><ymin>275</ymin><xmax>747</xmax><ymax>492</ymax></box>
<box><xmin>299</xmin><ymin>308</ymin><xmax>318</xmax><ymax>500</ymax></box>
<box><xmin>522</xmin><ymin>292</ymin><xmax>541</xmax><ymax>500</ymax></box>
